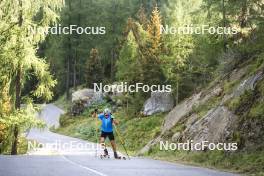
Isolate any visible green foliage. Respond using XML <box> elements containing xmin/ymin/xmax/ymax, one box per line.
<box><xmin>2</xmin><ymin>137</ymin><xmax>29</xmax><ymax>155</ymax></box>
<box><xmin>59</xmin><ymin>114</ymin><xmax>75</xmax><ymax>127</ymax></box>
<box><xmin>116</xmin><ymin>32</ymin><xmax>140</xmax><ymax>83</ymax></box>
<box><xmin>227</xmin><ymin>90</ymin><xmax>255</xmax><ymax>114</ymax></box>
<box><xmin>248</xmin><ymin>102</ymin><xmax>264</xmax><ymax>120</ymax></box>
<box><xmin>0</xmin><ymin>0</ymin><xmax>62</xmax><ymax>154</ymax></box>
<box><xmin>248</xmin><ymin>80</ymin><xmax>264</xmax><ymax>120</ymax></box>
<box><xmin>45</xmin><ymin>0</ymin><xmax>140</xmax><ymax>95</ymax></box>
<box><xmin>85</xmin><ymin>48</ymin><xmax>103</xmax><ymax>88</ymax></box>
<box><xmin>223</xmin><ymin>80</ymin><xmax>240</xmax><ymax>94</ymax></box>
<box><xmin>0</xmin><ymin>104</ymin><xmax>45</xmax><ymax>130</ymax></box>
<box><xmin>0</xmin><ymin>104</ymin><xmax>45</xmax><ymax>153</ymax></box>
<box><xmin>247</xmin><ymin>54</ymin><xmax>264</xmax><ymax>75</ymax></box>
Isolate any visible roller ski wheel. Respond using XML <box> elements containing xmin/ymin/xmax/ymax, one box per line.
<box><xmin>114</xmin><ymin>156</ymin><xmax>126</xmax><ymax>160</ymax></box>
<box><xmin>114</xmin><ymin>156</ymin><xmax>121</xmax><ymax>159</ymax></box>
<box><xmin>114</xmin><ymin>152</ymin><xmax>126</xmax><ymax>160</ymax></box>
<box><xmin>100</xmin><ymin>154</ymin><xmax>110</xmax><ymax>159</ymax></box>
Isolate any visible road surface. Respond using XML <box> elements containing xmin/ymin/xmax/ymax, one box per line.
<box><xmin>0</xmin><ymin>104</ymin><xmax>238</xmax><ymax>176</ymax></box>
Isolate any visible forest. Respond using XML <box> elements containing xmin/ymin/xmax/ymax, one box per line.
<box><xmin>0</xmin><ymin>0</ymin><xmax>264</xmax><ymax>174</ymax></box>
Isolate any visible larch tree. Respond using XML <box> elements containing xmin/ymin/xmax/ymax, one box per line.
<box><xmin>147</xmin><ymin>5</ymin><xmax>162</xmax><ymax>55</ymax></box>
<box><xmin>0</xmin><ymin>0</ymin><xmax>63</xmax><ymax>154</ymax></box>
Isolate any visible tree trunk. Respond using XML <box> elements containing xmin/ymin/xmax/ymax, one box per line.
<box><xmin>176</xmin><ymin>73</ymin><xmax>179</xmax><ymax>105</ymax></box>
<box><xmin>11</xmin><ymin>0</ymin><xmax>23</xmax><ymax>155</ymax></box>
<box><xmin>240</xmin><ymin>0</ymin><xmax>248</xmax><ymax>28</ymax></box>
<box><xmin>66</xmin><ymin>0</ymin><xmax>72</xmax><ymax>100</ymax></box>
<box><xmin>66</xmin><ymin>54</ymin><xmax>71</xmax><ymax>100</ymax></box>
<box><xmin>110</xmin><ymin>0</ymin><xmax>118</xmax><ymax>81</ymax></box>
<box><xmin>73</xmin><ymin>51</ymin><xmax>77</xmax><ymax>90</ymax></box>
<box><xmin>11</xmin><ymin>65</ymin><xmax>22</xmax><ymax>155</ymax></box>
<box><xmin>73</xmin><ymin>0</ymin><xmax>82</xmax><ymax>90</ymax></box>
<box><xmin>222</xmin><ymin>0</ymin><xmax>227</xmax><ymax>52</ymax></box>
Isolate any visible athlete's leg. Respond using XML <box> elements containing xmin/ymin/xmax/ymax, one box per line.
<box><xmin>110</xmin><ymin>140</ymin><xmax>117</xmax><ymax>152</ymax></box>
<box><xmin>100</xmin><ymin>132</ymin><xmax>108</xmax><ymax>155</ymax></box>
<box><xmin>108</xmin><ymin>132</ymin><xmax>116</xmax><ymax>152</ymax></box>
<box><xmin>109</xmin><ymin>133</ymin><xmax>120</xmax><ymax>159</ymax></box>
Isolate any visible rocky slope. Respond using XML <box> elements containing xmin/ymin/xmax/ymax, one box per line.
<box><xmin>139</xmin><ymin>59</ymin><xmax>264</xmax><ymax>155</ymax></box>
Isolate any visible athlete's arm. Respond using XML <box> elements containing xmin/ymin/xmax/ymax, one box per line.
<box><xmin>92</xmin><ymin>109</ymin><xmax>98</xmax><ymax>118</ymax></box>
<box><xmin>111</xmin><ymin>114</ymin><xmax>119</xmax><ymax>125</ymax></box>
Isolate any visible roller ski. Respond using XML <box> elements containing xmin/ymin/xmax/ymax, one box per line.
<box><xmin>100</xmin><ymin>154</ymin><xmax>110</xmax><ymax>159</ymax></box>
<box><xmin>100</xmin><ymin>149</ymin><xmax>110</xmax><ymax>159</ymax></box>
<box><xmin>114</xmin><ymin>151</ymin><xmax>126</xmax><ymax>160</ymax></box>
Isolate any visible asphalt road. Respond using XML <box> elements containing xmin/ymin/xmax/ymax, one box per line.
<box><xmin>0</xmin><ymin>104</ymin><xmax>238</xmax><ymax>176</ymax></box>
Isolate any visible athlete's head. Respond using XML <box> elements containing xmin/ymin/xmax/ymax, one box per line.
<box><xmin>103</xmin><ymin>108</ymin><xmax>111</xmax><ymax>117</ymax></box>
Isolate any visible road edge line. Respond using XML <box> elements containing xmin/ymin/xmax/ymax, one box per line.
<box><xmin>61</xmin><ymin>155</ymin><xmax>108</xmax><ymax>176</ymax></box>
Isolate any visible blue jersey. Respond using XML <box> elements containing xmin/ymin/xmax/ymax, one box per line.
<box><xmin>98</xmin><ymin>113</ymin><xmax>114</xmax><ymax>132</ymax></box>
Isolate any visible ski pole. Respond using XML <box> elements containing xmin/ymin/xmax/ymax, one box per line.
<box><xmin>93</xmin><ymin>109</ymin><xmax>100</xmax><ymax>157</ymax></box>
<box><xmin>114</xmin><ymin>124</ymin><xmax>130</xmax><ymax>160</ymax></box>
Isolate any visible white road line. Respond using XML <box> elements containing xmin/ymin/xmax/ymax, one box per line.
<box><xmin>61</xmin><ymin>155</ymin><xmax>108</xmax><ymax>176</ymax></box>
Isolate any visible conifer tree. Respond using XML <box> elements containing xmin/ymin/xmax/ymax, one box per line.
<box><xmin>0</xmin><ymin>0</ymin><xmax>62</xmax><ymax>154</ymax></box>
<box><xmin>85</xmin><ymin>48</ymin><xmax>103</xmax><ymax>88</ymax></box>
<box><xmin>136</xmin><ymin>4</ymin><xmax>149</xmax><ymax>30</ymax></box>
<box><xmin>116</xmin><ymin>31</ymin><xmax>140</xmax><ymax>84</ymax></box>
<box><xmin>147</xmin><ymin>5</ymin><xmax>162</xmax><ymax>55</ymax></box>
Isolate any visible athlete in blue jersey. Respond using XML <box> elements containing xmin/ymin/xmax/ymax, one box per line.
<box><xmin>93</xmin><ymin>108</ymin><xmax>121</xmax><ymax>159</ymax></box>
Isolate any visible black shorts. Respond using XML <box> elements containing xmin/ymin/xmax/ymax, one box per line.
<box><xmin>100</xmin><ymin>131</ymin><xmax>115</xmax><ymax>140</ymax></box>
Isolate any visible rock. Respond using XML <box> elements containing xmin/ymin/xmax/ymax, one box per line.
<box><xmin>229</xmin><ymin>66</ymin><xmax>248</xmax><ymax>82</ymax></box>
<box><xmin>72</xmin><ymin>88</ymin><xmax>103</xmax><ymax>107</ymax></box>
<box><xmin>182</xmin><ymin>106</ymin><xmax>238</xmax><ymax>144</ymax></box>
<box><xmin>240</xmin><ymin>119</ymin><xmax>264</xmax><ymax>150</ymax></box>
<box><xmin>161</xmin><ymin>85</ymin><xmax>223</xmax><ymax>134</ymax></box>
<box><xmin>101</xmin><ymin>83</ymin><xmax>125</xmax><ymax>105</ymax></box>
<box><xmin>143</xmin><ymin>92</ymin><xmax>174</xmax><ymax>116</ymax></box>
<box><xmin>138</xmin><ymin>85</ymin><xmax>222</xmax><ymax>154</ymax></box>
<box><xmin>221</xmin><ymin>71</ymin><xmax>264</xmax><ymax>105</ymax></box>
<box><xmin>185</xmin><ymin>114</ymin><xmax>198</xmax><ymax>129</ymax></box>
<box><xmin>172</xmin><ymin>132</ymin><xmax>181</xmax><ymax>142</ymax></box>
<box><xmin>233</xmin><ymin>71</ymin><xmax>264</xmax><ymax>97</ymax></box>
<box><xmin>138</xmin><ymin>69</ymin><xmax>264</xmax><ymax>154</ymax></box>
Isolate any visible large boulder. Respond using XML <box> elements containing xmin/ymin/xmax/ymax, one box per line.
<box><xmin>143</xmin><ymin>92</ymin><xmax>174</xmax><ymax>116</ymax></box>
<box><xmin>71</xmin><ymin>89</ymin><xmax>104</xmax><ymax>116</ymax></box>
<box><xmin>72</xmin><ymin>88</ymin><xmax>103</xmax><ymax>107</ymax></box>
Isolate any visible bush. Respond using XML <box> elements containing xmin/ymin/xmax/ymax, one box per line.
<box><xmin>59</xmin><ymin>114</ymin><xmax>74</xmax><ymax>127</ymax></box>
